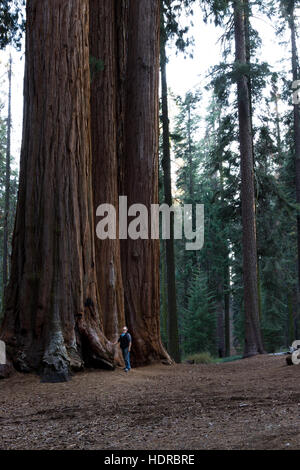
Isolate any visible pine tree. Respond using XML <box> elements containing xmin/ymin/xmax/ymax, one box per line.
<box><xmin>233</xmin><ymin>0</ymin><xmax>264</xmax><ymax>356</ymax></box>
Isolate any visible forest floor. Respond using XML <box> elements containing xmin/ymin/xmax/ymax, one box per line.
<box><xmin>0</xmin><ymin>354</ymin><xmax>300</xmax><ymax>450</ymax></box>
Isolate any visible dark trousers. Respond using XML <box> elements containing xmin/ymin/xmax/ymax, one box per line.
<box><xmin>122</xmin><ymin>347</ymin><xmax>131</xmax><ymax>370</ymax></box>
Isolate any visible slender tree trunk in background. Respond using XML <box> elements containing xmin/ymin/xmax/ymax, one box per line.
<box><xmin>89</xmin><ymin>0</ymin><xmax>125</xmax><ymax>362</ymax></box>
<box><xmin>289</xmin><ymin>6</ymin><xmax>300</xmax><ymax>335</ymax></box>
<box><xmin>221</xmin><ymin>155</ymin><xmax>230</xmax><ymax>357</ymax></box>
<box><xmin>116</xmin><ymin>0</ymin><xmax>129</xmax><ymax>194</ymax></box>
<box><xmin>234</xmin><ymin>0</ymin><xmax>264</xmax><ymax>357</ymax></box>
<box><xmin>244</xmin><ymin>1</ymin><xmax>254</xmax><ymax>162</ymax></box>
<box><xmin>288</xmin><ymin>292</ymin><xmax>295</xmax><ymax>346</ymax></box>
<box><xmin>0</xmin><ymin>0</ymin><xmax>114</xmax><ymax>381</ymax></box>
<box><xmin>216</xmin><ymin>280</ymin><xmax>225</xmax><ymax>358</ymax></box>
<box><xmin>187</xmin><ymin>102</ymin><xmax>194</xmax><ymax>201</ymax></box>
<box><xmin>219</xmin><ymin>160</ymin><xmax>230</xmax><ymax>357</ymax></box>
<box><xmin>160</xmin><ymin>11</ymin><xmax>180</xmax><ymax>363</ymax></box>
<box><xmin>120</xmin><ymin>0</ymin><xmax>171</xmax><ymax>366</ymax></box>
<box><xmin>3</xmin><ymin>54</ymin><xmax>12</xmax><ymax>295</ymax></box>
<box><xmin>244</xmin><ymin>2</ymin><xmax>264</xmax><ymax>325</ymax></box>
<box><xmin>160</xmin><ymin>241</ymin><xmax>168</xmax><ymax>347</ymax></box>
<box><xmin>224</xmin><ymin>253</ymin><xmax>231</xmax><ymax>356</ymax></box>
<box><xmin>182</xmin><ymin>101</ymin><xmax>196</xmax><ymax>317</ymax></box>
<box><xmin>272</xmin><ymin>83</ymin><xmax>282</xmax><ymax>159</ymax></box>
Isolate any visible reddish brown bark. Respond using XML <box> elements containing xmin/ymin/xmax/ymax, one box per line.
<box><xmin>1</xmin><ymin>0</ymin><xmax>171</xmax><ymax>375</ymax></box>
<box><xmin>233</xmin><ymin>0</ymin><xmax>264</xmax><ymax>356</ymax></box>
<box><xmin>160</xmin><ymin>12</ymin><xmax>180</xmax><ymax>363</ymax></box>
<box><xmin>120</xmin><ymin>0</ymin><xmax>171</xmax><ymax>366</ymax></box>
<box><xmin>90</xmin><ymin>0</ymin><xmax>170</xmax><ymax>366</ymax></box>
<box><xmin>89</xmin><ymin>0</ymin><xmax>125</xmax><ymax>361</ymax></box>
<box><xmin>0</xmin><ymin>0</ymin><xmax>114</xmax><ymax>381</ymax></box>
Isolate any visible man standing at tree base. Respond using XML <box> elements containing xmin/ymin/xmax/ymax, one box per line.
<box><xmin>114</xmin><ymin>327</ymin><xmax>132</xmax><ymax>372</ymax></box>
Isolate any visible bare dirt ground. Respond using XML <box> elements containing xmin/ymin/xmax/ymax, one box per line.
<box><xmin>0</xmin><ymin>355</ymin><xmax>300</xmax><ymax>450</ymax></box>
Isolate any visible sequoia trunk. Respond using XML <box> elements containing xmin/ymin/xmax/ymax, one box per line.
<box><xmin>120</xmin><ymin>0</ymin><xmax>171</xmax><ymax>366</ymax></box>
<box><xmin>89</xmin><ymin>0</ymin><xmax>125</xmax><ymax>356</ymax></box>
<box><xmin>233</xmin><ymin>0</ymin><xmax>264</xmax><ymax>356</ymax></box>
<box><xmin>0</xmin><ymin>0</ymin><xmax>114</xmax><ymax>381</ymax></box>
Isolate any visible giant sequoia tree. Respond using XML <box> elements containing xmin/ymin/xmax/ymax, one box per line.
<box><xmin>89</xmin><ymin>0</ymin><xmax>170</xmax><ymax>367</ymax></box>
<box><xmin>0</xmin><ymin>0</ymin><xmax>114</xmax><ymax>381</ymax></box>
<box><xmin>120</xmin><ymin>0</ymin><xmax>171</xmax><ymax>366</ymax></box>
<box><xmin>160</xmin><ymin>4</ymin><xmax>180</xmax><ymax>363</ymax></box>
<box><xmin>0</xmin><ymin>0</ymin><xmax>171</xmax><ymax>378</ymax></box>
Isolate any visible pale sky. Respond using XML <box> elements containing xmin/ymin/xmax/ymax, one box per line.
<box><xmin>0</xmin><ymin>3</ymin><xmax>298</xmax><ymax>172</ymax></box>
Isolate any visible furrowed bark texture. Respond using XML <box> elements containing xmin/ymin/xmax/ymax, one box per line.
<box><xmin>0</xmin><ymin>0</ymin><xmax>114</xmax><ymax>381</ymax></box>
<box><xmin>120</xmin><ymin>0</ymin><xmax>171</xmax><ymax>366</ymax></box>
<box><xmin>160</xmin><ymin>12</ymin><xmax>180</xmax><ymax>363</ymax></box>
<box><xmin>234</xmin><ymin>0</ymin><xmax>264</xmax><ymax>357</ymax></box>
<box><xmin>89</xmin><ymin>0</ymin><xmax>125</xmax><ymax>357</ymax></box>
